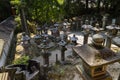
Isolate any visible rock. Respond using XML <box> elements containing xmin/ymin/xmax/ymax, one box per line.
<box><xmin>16</xmin><ymin>45</ymin><xmax>24</xmax><ymax>53</ymax></box>
<box><xmin>17</xmin><ymin>33</ymin><xmax>22</xmax><ymax>39</ymax></box>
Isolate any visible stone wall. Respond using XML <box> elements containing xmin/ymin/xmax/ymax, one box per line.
<box><xmin>0</xmin><ymin>16</ymin><xmax>16</xmax><ymax>68</ymax></box>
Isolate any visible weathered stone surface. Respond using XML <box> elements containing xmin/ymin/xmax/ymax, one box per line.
<box><xmin>16</xmin><ymin>45</ymin><xmax>24</xmax><ymax>53</ymax></box>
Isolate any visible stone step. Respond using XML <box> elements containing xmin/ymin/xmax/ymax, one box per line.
<box><xmin>0</xmin><ymin>72</ymin><xmax>9</xmax><ymax>80</ymax></box>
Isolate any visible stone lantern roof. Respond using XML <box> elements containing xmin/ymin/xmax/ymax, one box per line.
<box><xmin>106</xmin><ymin>25</ymin><xmax>120</xmax><ymax>30</ymax></box>
<box><xmin>73</xmin><ymin>44</ymin><xmax>120</xmax><ymax>67</ymax></box>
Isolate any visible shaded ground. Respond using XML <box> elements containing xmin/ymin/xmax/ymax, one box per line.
<box><xmin>47</xmin><ymin>64</ymin><xmax>83</xmax><ymax>80</ymax></box>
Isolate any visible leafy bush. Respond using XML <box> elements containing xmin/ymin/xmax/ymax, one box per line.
<box><xmin>14</xmin><ymin>16</ymin><xmax>22</xmax><ymax>34</ymax></box>
<box><xmin>13</xmin><ymin>56</ymin><xmax>30</xmax><ymax>65</ymax></box>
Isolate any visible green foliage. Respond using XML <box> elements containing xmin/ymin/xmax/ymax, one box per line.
<box><xmin>10</xmin><ymin>0</ymin><xmax>26</xmax><ymax>7</ymax></box>
<box><xmin>50</xmin><ymin>65</ymin><xmax>65</xmax><ymax>76</ymax></box>
<box><xmin>10</xmin><ymin>0</ymin><xmax>120</xmax><ymax>24</ymax></box>
<box><xmin>24</xmin><ymin>0</ymin><xmax>65</xmax><ymax>23</ymax></box>
<box><xmin>10</xmin><ymin>0</ymin><xmax>21</xmax><ymax>6</ymax></box>
<box><xmin>27</xmin><ymin>20</ymin><xmax>36</xmax><ymax>33</ymax></box>
<box><xmin>14</xmin><ymin>15</ymin><xmax>37</xmax><ymax>33</ymax></box>
<box><xmin>59</xmin><ymin>68</ymin><xmax>65</xmax><ymax>75</ymax></box>
<box><xmin>14</xmin><ymin>16</ymin><xmax>22</xmax><ymax>33</ymax></box>
<box><xmin>11</xmin><ymin>0</ymin><xmax>65</xmax><ymax>23</ymax></box>
<box><xmin>13</xmin><ymin>56</ymin><xmax>30</xmax><ymax>65</ymax></box>
<box><xmin>64</xmin><ymin>0</ymin><xmax>85</xmax><ymax>18</ymax></box>
<box><xmin>57</xmin><ymin>0</ymin><xmax>64</xmax><ymax>5</ymax></box>
<box><xmin>15</xmin><ymin>16</ymin><xmax>21</xmax><ymax>23</ymax></box>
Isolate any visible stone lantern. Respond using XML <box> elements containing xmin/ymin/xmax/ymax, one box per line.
<box><xmin>112</xmin><ymin>36</ymin><xmax>120</xmax><ymax>47</ymax></box>
<box><xmin>41</xmin><ymin>49</ymin><xmax>51</xmax><ymax>66</ymax></box>
<box><xmin>58</xmin><ymin>40</ymin><xmax>67</xmax><ymax>61</ymax></box>
<box><xmin>102</xmin><ymin>15</ymin><xmax>107</xmax><ymax>29</ymax></box>
<box><xmin>73</xmin><ymin>34</ymin><xmax>120</xmax><ymax>80</ymax></box>
<box><xmin>106</xmin><ymin>24</ymin><xmax>120</xmax><ymax>36</ymax></box>
<box><xmin>39</xmin><ymin>40</ymin><xmax>51</xmax><ymax>66</ymax></box>
<box><xmin>34</xmin><ymin>34</ymin><xmax>41</xmax><ymax>45</ymax></box>
<box><xmin>91</xmin><ymin>23</ymin><xmax>104</xmax><ymax>34</ymax></box>
<box><xmin>82</xmin><ymin>20</ymin><xmax>93</xmax><ymax>44</ymax></box>
<box><xmin>105</xmin><ymin>22</ymin><xmax>120</xmax><ymax>48</ymax></box>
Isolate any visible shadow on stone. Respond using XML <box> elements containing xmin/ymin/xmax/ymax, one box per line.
<box><xmin>5</xmin><ymin>59</ymin><xmax>40</xmax><ymax>80</ymax></box>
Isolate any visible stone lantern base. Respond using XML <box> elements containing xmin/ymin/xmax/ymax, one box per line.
<box><xmin>76</xmin><ymin>65</ymin><xmax>112</xmax><ymax>80</ymax></box>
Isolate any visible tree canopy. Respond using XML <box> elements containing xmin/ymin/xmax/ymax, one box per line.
<box><xmin>10</xmin><ymin>0</ymin><xmax>120</xmax><ymax>23</ymax></box>
<box><xmin>11</xmin><ymin>0</ymin><xmax>65</xmax><ymax>23</ymax></box>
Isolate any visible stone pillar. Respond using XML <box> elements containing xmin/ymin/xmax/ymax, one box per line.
<box><xmin>14</xmin><ymin>71</ymin><xmax>25</xmax><ymax>80</ymax></box>
<box><xmin>44</xmin><ymin>54</ymin><xmax>49</xmax><ymax>65</ymax></box>
<box><xmin>105</xmin><ymin>35</ymin><xmax>112</xmax><ymax>48</ymax></box>
<box><xmin>56</xmin><ymin>54</ymin><xmax>58</xmax><ymax>64</ymax></box>
<box><xmin>118</xmin><ymin>74</ymin><xmax>120</xmax><ymax>80</ymax></box>
<box><xmin>112</xmin><ymin>19</ymin><xmax>116</xmax><ymax>24</ymax></box>
<box><xmin>5</xmin><ymin>66</ymin><xmax>17</xmax><ymax>80</ymax></box>
<box><xmin>63</xmin><ymin>32</ymin><xmax>68</xmax><ymax>42</ymax></box>
<box><xmin>76</xmin><ymin>20</ymin><xmax>79</xmax><ymax>31</ymax></box>
<box><xmin>90</xmin><ymin>18</ymin><xmax>93</xmax><ymax>25</ymax></box>
<box><xmin>61</xmin><ymin>46</ymin><xmax>67</xmax><ymax>61</ymax></box>
<box><xmin>72</xmin><ymin>21</ymin><xmax>75</xmax><ymax>31</ymax></box>
<box><xmin>83</xmin><ymin>32</ymin><xmax>89</xmax><ymax>44</ymax></box>
<box><xmin>102</xmin><ymin>16</ymin><xmax>107</xmax><ymax>29</ymax></box>
<box><xmin>8</xmin><ymin>69</ymin><xmax>16</xmax><ymax>80</ymax></box>
<box><xmin>61</xmin><ymin>51</ymin><xmax>65</xmax><ymax>61</ymax></box>
<box><xmin>80</xmin><ymin>21</ymin><xmax>84</xmax><ymax>31</ymax></box>
<box><xmin>42</xmin><ymin>52</ymin><xmax>51</xmax><ymax>66</ymax></box>
<box><xmin>42</xmin><ymin>65</ymin><xmax>48</xmax><ymax>80</ymax></box>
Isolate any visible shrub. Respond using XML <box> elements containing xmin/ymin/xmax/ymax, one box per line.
<box><xmin>13</xmin><ymin>56</ymin><xmax>30</xmax><ymax>65</ymax></box>
<box><xmin>14</xmin><ymin>16</ymin><xmax>22</xmax><ymax>34</ymax></box>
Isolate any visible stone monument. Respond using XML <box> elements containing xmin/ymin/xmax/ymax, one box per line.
<box><xmin>82</xmin><ymin>20</ymin><xmax>93</xmax><ymax>44</ymax></box>
<box><xmin>105</xmin><ymin>19</ymin><xmax>120</xmax><ymax>48</ymax></box>
<box><xmin>73</xmin><ymin>34</ymin><xmax>120</xmax><ymax>80</ymax></box>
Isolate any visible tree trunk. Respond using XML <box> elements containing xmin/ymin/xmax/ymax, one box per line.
<box><xmin>97</xmin><ymin>0</ymin><xmax>101</xmax><ymax>13</ymax></box>
<box><xmin>86</xmin><ymin>0</ymin><xmax>89</xmax><ymax>10</ymax></box>
<box><xmin>105</xmin><ymin>2</ymin><xmax>109</xmax><ymax>12</ymax></box>
<box><xmin>19</xmin><ymin>8</ymin><xmax>29</xmax><ymax>35</ymax></box>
